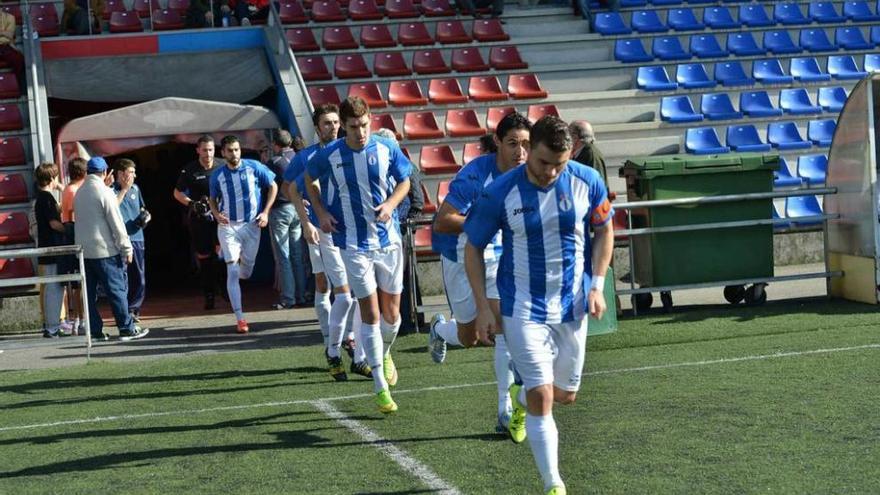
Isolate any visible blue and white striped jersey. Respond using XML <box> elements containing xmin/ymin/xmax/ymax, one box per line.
<box><xmin>306</xmin><ymin>135</ymin><xmax>412</xmax><ymax>251</ymax></box>
<box><xmin>431</xmin><ymin>153</ymin><xmax>508</xmax><ymax>263</ymax></box>
<box><xmin>464</xmin><ymin>161</ymin><xmax>613</xmax><ymax>324</ymax></box>
<box><xmin>284</xmin><ymin>143</ymin><xmax>335</xmax><ymax>226</ymax></box>
<box><xmin>208</xmin><ymin>159</ymin><xmax>276</xmax><ymax>223</ymax></box>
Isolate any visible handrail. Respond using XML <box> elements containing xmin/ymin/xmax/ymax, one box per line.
<box><xmin>266</xmin><ymin>2</ymin><xmax>316</xmax><ymax>141</ymax></box>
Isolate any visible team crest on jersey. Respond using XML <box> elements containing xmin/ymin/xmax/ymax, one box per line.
<box><xmin>368</xmin><ymin>154</ymin><xmax>378</xmax><ymax>166</ymax></box>
<box><xmin>558</xmin><ymin>195</ymin><xmax>572</xmax><ymax>212</ymax></box>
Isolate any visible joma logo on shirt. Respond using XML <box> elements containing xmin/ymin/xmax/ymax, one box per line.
<box><xmin>335</xmin><ymin>162</ymin><xmax>350</xmax><ymax>169</ymax></box>
<box><xmin>513</xmin><ymin>207</ymin><xmax>535</xmax><ymax>216</ymax></box>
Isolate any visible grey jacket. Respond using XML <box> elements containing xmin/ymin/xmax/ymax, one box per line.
<box><xmin>74</xmin><ymin>174</ymin><xmax>132</xmax><ymax>260</ymax></box>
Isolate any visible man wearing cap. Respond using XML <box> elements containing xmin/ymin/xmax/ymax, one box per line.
<box><xmin>74</xmin><ymin>156</ymin><xmax>149</xmax><ymax>341</ymax></box>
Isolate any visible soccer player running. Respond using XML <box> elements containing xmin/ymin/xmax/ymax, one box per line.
<box><xmin>208</xmin><ymin>135</ymin><xmax>278</xmax><ymax>334</ymax></box>
<box><xmin>428</xmin><ymin>112</ymin><xmax>531</xmax><ymax>433</ymax></box>
<box><xmin>464</xmin><ymin>116</ymin><xmax>614</xmax><ymax>495</ymax></box>
<box><xmin>305</xmin><ymin>96</ymin><xmax>411</xmax><ymax>414</ymax></box>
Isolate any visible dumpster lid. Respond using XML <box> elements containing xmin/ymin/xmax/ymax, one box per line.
<box><xmin>621</xmin><ymin>153</ymin><xmax>779</xmax><ymax>176</ymax></box>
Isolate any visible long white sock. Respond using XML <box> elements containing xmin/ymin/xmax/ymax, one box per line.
<box><xmin>526</xmin><ymin>413</ymin><xmax>563</xmax><ymax>490</ymax></box>
<box><xmin>226</xmin><ymin>263</ymin><xmax>244</xmax><ymax>321</ymax></box>
<box><xmin>435</xmin><ymin>318</ymin><xmax>462</xmax><ymax>346</ymax></box>
<box><xmin>379</xmin><ymin>316</ymin><xmax>401</xmax><ymax>356</ymax></box>
<box><xmin>344</xmin><ymin>302</ymin><xmax>357</xmax><ymax>339</ymax></box>
<box><xmin>328</xmin><ymin>292</ymin><xmax>353</xmax><ymax>358</ymax></box>
<box><xmin>494</xmin><ymin>335</ymin><xmax>514</xmax><ymax>416</ymax></box>
<box><xmin>351</xmin><ymin>309</ymin><xmax>366</xmax><ymax>362</ymax></box>
<box><xmin>360</xmin><ymin>322</ymin><xmax>387</xmax><ymax>392</ymax></box>
<box><xmin>315</xmin><ymin>291</ymin><xmax>331</xmax><ymax>347</ymax></box>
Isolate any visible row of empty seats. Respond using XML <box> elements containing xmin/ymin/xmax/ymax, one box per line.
<box><xmin>775</xmin><ymin>154</ymin><xmax>827</xmax><ymax>187</ymax></box>
<box><xmin>775</xmin><ymin>195</ymin><xmax>824</xmax><ymax>227</ymax></box>
<box><xmin>371</xmin><ymin>104</ymin><xmax>559</xmax><ymax>140</ymax></box>
<box><xmin>279</xmin><ymin>0</ymin><xmax>469</xmax><ymax>24</ymax></box>
<box><xmin>685</xmin><ymin>120</ymin><xmax>835</xmax><ymax>154</ymax></box>
<box><xmin>661</xmin><ymin>87</ymin><xmax>843</xmax><ymax>122</ymax></box>
<box><xmin>287</xmin><ymin>19</ymin><xmax>507</xmax><ymax>51</ymax></box>
<box><xmin>614</xmin><ymin>0</ymin><xmax>878</xmax><ymax>8</ymax></box>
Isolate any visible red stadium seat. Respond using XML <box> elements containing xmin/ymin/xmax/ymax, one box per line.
<box><xmin>322</xmin><ymin>26</ymin><xmax>358</xmax><ymax>50</ymax></box>
<box><xmin>462</xmin><ymin>141</ymin><xmax>487</xmax><ymax>163</ymax></box>
<box><xmin>421</xmin><ymin>183</ymin><xmax>437</xmax><ymax>214</ymax></box>
<box><xmin>370</xmin><ymin>114</ymin><xmax>401</xmax><ymax>140</ymax></box>
<box><xmin>373</xmin><ymin>52</ymin><xmax>411</xmax><ymax>77</ymax></box>
<box><xmin>385</xmin><ymin>0</ymin><xmax>420</xmax><ymax>18</ymax></box>
<box><xmin>452</xmin><ymin>48</ymin><xmax>489</xmax><ymax>72</ymax></box>
<box><xmin>360</xmin><ymin>25</ymin><xmax>395</xmax><ymax>48</ymax></box>
<box><xmin>298</xmin><ymin>56</ymin><xmax>332</xmax><ymax>81</ymax></box>
<box><xmin>279</xmin><ymin>1</ymin><xmax>308</xmax><ymax>23</ymax></box>
<box><xmin>29</xmin><ymin>3</ymin><xmax>58</xmax><ymax>20</ymax></box>
<box><xmin>412</xmin><ymin>49</ymin><xmax>450</xmax><ymax>74</ymax></box>
<box><xmin>613</xmin><ymin>209</ymin><xmax>629</xmax><ymax>241</ymax></box>
<box><xmin>0</xmin><ymin>173</ymin><xmax>28</xmax><ymax>204</ymax></box>
<box><xmin>308</xmin><ymin>85</ymin><xmax>341</xmax><ymax>106</ymax></box>
<box><xmin>486</xmin><ymin>106</ymin><xmax>515</xmax><ymax>132</ymax></box>
<box><xmin>527</xmin><ymin>104</ymin><xmax>559</xmax><ymax>123</ymax></box>
<box><xmin>490</xmin><ymin>46</ymin><xmax>528</xmax><ymax>70</ymax></box>
<box><xmin>422</xmin><ymin>0</ymin><xmax>455</xmax><ymax>16</ymax></box>
<box><xmin>414</xmin><ymin>225</ymin><xmax>435</xmax><ymax>255</ymax></box>
<box><xmin>404</xmin><ymin>111</ymin><xmax>444</xmax><ymax>139</ymax></box>
<box><xmin>167</xmin><ymin>0</ymin><xmax>189</xmax><ymax>13</ymax></box>
<box><xmin>152</xmin><ymin>9</ymin><xmax>185</xmax><ymax>30</ymax></box>
<box><xmin>398</xmin><ymin>22</ymin><xmax>433</xmax><ymax>46</ymax></box>
<box><xmin>348</xmin><ymin>82</ymin><xmax>388</xmax><ymax>108</ymax></box>
<box><xmin>446</xmin><ymin>109</ymin><xmax>486</xmax><ymax>137</ymax></box>
<box><xmin>508</xmin><ymin>73</ymin><xmax>548</xmax><ymax>99</ymax></box>
<box><xmin>435</xmin><ymin>20</ymin><xmax>471</xmax><ymax>44</ymax></box>
<box><xmin>472</xmin><ymin>19</ymin><xmax>509</xmax><ymax>42</ymax></box>
<box><xmin>103</xmin><ymin>0</ymin><xmax>126</xmax><ymax>20</ymax></box>
<box><xmin>0</xmin><ymin>138</ymin><xmax>25</xmax><ymax>167</ymax></box>
<box><xmin>0</xmin><ymin>74</ymin><xmax>19</xmax><ymax>99</ymax></box>
<box><xmin>133</xmin><ymin>0</ymin><xmax>153</xmax><ymax>17</ymax></box>
<box><xmin>468</xmin><ymin>76</ymin><xmax>508</xmax><ymax>101</ymax></box>
<box><xmin>32</xmin><ymin>16</ymin><xmax>60</xmax><ymax>37</ymax></box>
<box><xmin>1</xmin><ymin>5</ymin><xmax>22</xmax><ymax>24</ymax></box>
<box><xmin>428</xmin><ymin>78</ymin><xmax>467</xmax><ymax>104</ymax></box>
<box><xmin>389</xmin><ymin>80</ymin><xmax>428</xmax><ymax>106</ymax></box>
<box><xmin>110</xmin><ymin>11</ymin><xmax>143</xmax><ymax>32</ymax></box>
<box><xmin>437</xmin><ymin>180</ymin><xmax>451</xmax><ymax>204</ymax></box>
<box><xmin>335</xmin><ymin>54</ymin><xmax>372</xmax><ymax>78</ymax></box>
<box><xmin>348</xmin><ymin>0</ymin><xmax>383</xmax><ymax>20</ymax></box>
<box><xmin>0</xmin><ymin>106</ymin><xmax>23</xmax><ymax>131</ymax></box>
<box><xmin>420</xmin><ymin>145</ymin><xmax>459</xmax><ymax>174</ymax></box>
<box><xmin>0</xmin><ymin>211</ymin><xmax>31</xmax><ymax>245</ymax></box>
<box><xmin>0</xmin><ymin>258</ymin><xmax>34</xmax><ymax>281</ymax></box>
<box><xmin>286</xmin><ymin>28</ymin><xmax>319</xmax><ymax>52</ymax></box>
<box><xmin>312</xmin><ymin>0</ymin><xmax>346</xmax><ymax>22</ymax></box>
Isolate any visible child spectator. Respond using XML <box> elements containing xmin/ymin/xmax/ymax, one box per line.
<box><xmin>34</xmin><ymin>162</ymin><xmax>69</xmax><ymax>338</ymax></box>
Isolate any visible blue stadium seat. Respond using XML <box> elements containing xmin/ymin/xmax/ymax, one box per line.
<box><xmin>660</xmin><ymin>95</ymin><xmax>704</xmax><ymax>122</ymax></box>
<box><xmin>765</xmin><ymin>30</ymin><xmax>803</xmax><ymax>54</ymax></box>
<box><xmin>691</xmin><ymin>34</ymin><xmax>728</xmax><ymax>58</ymax></box>
<box><xmin>701</xmin><ymin>93</ymin><xmax>742</xmax><ymax>120</ymax></box>
<box><xmin>870</xmin><ymin>25</ymin><xmax>880</xmax><ymax>46</ymax></box>
<box><xmin>686</xmin><ymin>0</ymin><xmax>714</xmax><ymax>4</ymax></box>
<box><xmin>773</xmin><ymin>203</ymin><xmax>791</xmax><ymax>229</ymax></box>
<box><xmin>637</xmin><ymin>66</ymin><xmax>678</xmax><ymax>90</ymax></box>
<box><xmin>595</xmin><ymin>12</ymin><xmax>632</xmax><ymax>35</ymax></box>
<box><xmin>685</xmin><ymin>127</ymin><xmax>730</xmax><ymax>154</ymax></box>
<box><xmin>775</xmin><ymin>157</ymin><xmax>804</xmax><ymax>188</ymax></box>
<box><xmin>797</xmin><ymin>154</ymin><xmax>828</xmax><ymax>184</ymax></box>
<box><xmin>808</xmin><ymin>119</ymin><xmax>836</xmax><ymax>146</ymax></box>
<box><xmin>865</xmin><ymin>53</ymin><xmax>880</xmax><ymax>72</ymax></box>
<box><xmin>668</xmin><ymin>8</ymin><xmax>704</xmax><ymax>31</ymax></box>
<box><xmin>621</xmin><ymin>0</ymin><xmax>647</xmax><ymax>6</ymax></box>
<box><xmin>715</xmin><ymin>61</ymin><xmax>755</xmax><ymax>86</ymax></box>
<box><xmin>780</xmin><ymin>88</ymin><xmax>823</xmax><ymax>114</ymax></box>
<box><xmin>828</xmin><ymin>55</ymin><xmax>868</xmax><ymax>79</ymax></box>
<box><xmin>740</xmin><ymin>90</ymin><xmax>783</xmax><ymax>117</ymax></box>
<box><xmin>632</xmin><ymin>10</ymin><xmax>667</xmax><ymax>33</ymax></box>
<box><xmin>768</xmin><ymin>121</ymin><xmax>812</xmax><ymax>150</ymax></box>
<box><xmin>739</xmin><ymin>4</ymin><xmax>773</xmax><ymax>27</ymax></box>
<box><xmin>753</xmin><ymin>59</ymin><xmax>794</xmax><ymax>84</ymax></box>
<box><xmin>835</xmin><ymin>27</ymin><xmax>872</xmax><ymax>50</ymax></box>
<box><xmin>726</xmin><ymin>124</ymin><xmax>771</xmax><ymax>152</ymax></box>
<box><xmin>790</xmin><ymin>57</ymin><xmax>832</xmax><ymax>82</ymax></box>
<box><xmin>676</xmin><ymin>63</ymin><xmax>716</xmax><ymax>88</ymax></box>
<box><xmin>728</xmin><ymin>32</ymin><xmax>765</xmax><ymax>56</ymax></box>
<box><xmin>774</xmin><ymin>2</ymin><xmax>810</xmax><ymax>24</ymax></box>
<box><xmin>799</xmin><ymin>29</ymin><xmax>836</xmax><ymax>53</ymax></box>
<box><xmin>652</xmin><ymin>0</ymin><xmax>683</xmax><ymax>5</ymax></box>
<box><xmin>785</xmin><ymin>195</ymin><xmax>823</xmax><ymax>225</ymax></box>
<box><xmin>843</xmin><ymin>0</ymin><xmax>880</xmax><ymax>21</ymax></box>
<box><xmin>817</xmin><ymin>86</ymin><xmax>847</xmax><ymax>111</ymax></box>
<box><xmin>809</xmin><ymin>1</ymin><xmax>846</xmax><ymax>23</ymax></box>
<box><xmin>703</xmin><ymin>6</ymin><xmax>738</xmax><ymax>29</ymax></box>
<box><xmin>653</xmin><ymin>36</ymin><xmax>691</xmax><ymax>60</ymax></box>
<box><xmin>615</xmin><ymin>39</ymin><xmax>653</xmax><ymax>62</ymax></box>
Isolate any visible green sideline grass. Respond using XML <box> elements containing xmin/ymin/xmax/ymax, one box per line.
<box><xmin>1</xmin><ymin>299</ymin><xmax>879</xmax><ymax>494</ymax></box>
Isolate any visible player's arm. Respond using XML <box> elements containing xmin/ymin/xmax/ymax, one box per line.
<box><xmin>305</xmin><ymin>152</ymin><xmax>338</xmax><ymax>233</ymax></box>
<box><xmin>207</xmin><ymin>174</ymin><xmax>229</xmax><ymax>225</ymax></box>
<box><xmin>375</xmin><ymin>178</ymin><xmax>409</xmax><ymax>222</ymax></box>
<box><xmin>289</xmin><ymin>179</ymin><xmax>319</xmax><ymax>245</ymax></box>
<box><xmin>173</xmin><ymin>188</ymin><xmax>192</xmax><ymax>207</ymax></box>
<box><xmin>463</xmin><ymin>192</ymin><xmax>503</xmax><ymax>345</ymax></box>
<box><xmin>432</xmin><ymin>201</ymin><xmax>466</xmax><ymax>234</ymax></box>
<box><xmin>256</xmin><ymin>181</ymin><xmax>278</xmax><ymax>228</ymax></box>
<box><xmin>587</xmin><ymin>184</ymin><xmax>615</xmax><ymax>319</ymax></box>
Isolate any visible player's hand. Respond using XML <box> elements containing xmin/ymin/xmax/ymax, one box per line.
<box><xmin>475</xmin><ymin>308</ymin><xmax>497</xmax><ymax>346</ymax></box>
<box><xmin>318</xmin><ymin>211</ymin><xmax>338</xmax><ymax>233</ymax></box>
<box><xmin>303</xmin><ymin>221</ymin><xmax>320</xmax><ymax>245</ymax></box>
<box><xmin>215</xmin><ymin>212</ymin><xmax>230</xmax><ymax>225</ymax></box>
<box><xmin>589</xmin><ymin>288</ymin><xmax>607</xmax><ymax>320</ymax></box>
<box><xmin>373</xmin><ymin>202</ymin><xmax>394</xmax><ymax>223</ymax></box>
<box><xmin>126</xmin><ymin>253</ymin><xmax>133</xmax><ymax>264</ymax></box>
<box><xmin>255</xmin><ymin>212</ymin><xmax>269</xmax><ymax>228</ymax></box>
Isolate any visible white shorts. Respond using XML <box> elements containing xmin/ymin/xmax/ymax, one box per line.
<box><xmin>342</xmin><ymin>243</ymin><xmax>404</xmax><ymax>299</ymax></box>
<box><xmin>502</xmin><ymin>316</ymin><xmax>588</xmax><ymax>392</ymax></box>
<box><xmin>441</xmin><ymin>256</ymin><xmax>499</xmax><ymax>324</ymax></box>
<box><xmin>307</xmin><ymin>231</ymin><xmax>348</xmax><ymax>288</ymax></box>
<box><xmin>218</xmin><ymin>222</ymin><xmax>261</xmax><ymax>274</ymax></box>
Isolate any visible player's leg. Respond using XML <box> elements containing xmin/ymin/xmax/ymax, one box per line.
<box><xmin>549</xmin><ymin>317</ymin><xmax>588</xmax><ymax>406</ymax></box>
<box><xmin>307</xmin><ymin>241</ymin><xmax>331</xmax><ymax>348</ymax></box>
<box><xmin>485</xmin><ymin>261</ymin><xmax>514</xmax><ymax>429</ymax></box>
<box><xmin>218</xmin><ymin>224</ymin><xmax>246</xmax><ymax>332</ymax></box>
<box><xmin>375</xmin><ymin>244</ymin><xmax>405</xmax><ymax>388</ymax></box>
<box><xmin>321</xmin><ymin>239</ymin><xmax>353</xmax><ymax>380</ymax></box>
<box><xmin>193</xmin><ymin>220</ymin><xmax>219</xmax><ymax>309</ymax></box>
<box><xmin>429</xmin><ymin>258</ymin><xmax>476</xmax><ymax>362</ymax></box>
<box><xmin>349</xmin><ymin>307</ymin><xmax>372</xmax><ymax>377</ymax></box>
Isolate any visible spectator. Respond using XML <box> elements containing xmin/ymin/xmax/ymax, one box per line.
<box><xmin>59</xmin><ymin>157</ymin><xmax>87</xmax><ymax>335</ymax></box>
<box><xmin>231</xmin><ymin>0</ymin><xmax>268</xmax><ymax>25</ymax></box>
<box><xmin>34</xmin><ymin>163</ymin><xmax>69</xmax><ymax>338</ymax></box>
<box><xmin>185</xmin><ymin>0</ymin><xmax>224</xmax><ymax>27</ymax></box>
<box><xmin>457</xmin><ymin>0</ymin><xmax>504</xmax><ymax>20</ymax></box>
<box><xmin>569</xmin><ymin>120</ymin><xmax>609</xmax><ymax>187</ymax></box>
<box><xmin>113</xmin><ymin>158</ymin><xmax>150</xmax><ymax>323</ymax></box>
<box><xmin>0</xmin><ymin>9</ymin><xmax>24</xmax><ymax>94</ymax></box>
<box><xmin>266</xmin><ymin>129</ymin><xmax>307</xmax><ymax>309</ymax></box>
<box><xmin>75</xmin><ymin>157</ymin><xmax>148</xmax><ymax>341</ymax></box>
<box><xmin>292</xmin><ymin>136</ymin><xmax>306</xmax><ymax>153</ymax></box>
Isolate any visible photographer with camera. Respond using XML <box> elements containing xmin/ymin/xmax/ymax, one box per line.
<box><xmin>113</xmin><ymin>158</ymin><xmax>150</xmax><ymax>323</ymax></box>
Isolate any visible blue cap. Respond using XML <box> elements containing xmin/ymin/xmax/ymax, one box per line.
<box><xmin>87</xmin><ymin>157</ymin><xmax>108</xmax><ymax>173</ymax></box>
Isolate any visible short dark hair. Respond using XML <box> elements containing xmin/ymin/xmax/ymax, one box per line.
<box><xmin>529</xmin><ymin>116</ymin><xmax>572</xmax><ymax>153</ymax></box>
<box><xmin>114</xmin><ymin>158</ymin><xmax>136</xmax><ymax>173</ymax></box>
<box><xmin>292</xmin><ymin>136</ymin><xmax>306</xmax><ymax>152</ymax></box>
<box><xmin>220</xmin><ymin>135</ymin><xmax>240</xmax><ymax>150</ymax></box>
<box><xmin>272</xmin><ymin>129</ymin><xmax>293</xmax><ymax>148</ymax></box>
<box><xmin>67</xmin><ymin>157</ymin><xmax>87</xmax><ymax>181</ymax></box>
<box><xmin>35</xmin><ymin>162</ymin><xmax>58</xmax><ymax>187</ymax></box>
<box><xmin>495</xmin><ymin>112</ymin><xmax>531</xmax><ymax>140</ymax></box>
<box><xmin>479</xmin><ymin>134</ymin><xmax>497</xmax><ymax>154</ymax></box>
<box><xmin>196</xmin><ymin>135</ymin><xmax>214</xmax><ymax>147</ymax></box>
<box><xmin>339</xmin><ymin>96</ymin><xmax>370</xmax><ymax>124</ymax></box>
<box><xmin>312</xmin><ymin>103</ymin><xmax>340</xmax><ymax>126</ymax></box>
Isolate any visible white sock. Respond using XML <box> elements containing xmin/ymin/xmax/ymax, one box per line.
<box><xmin>526</xmin><ymin>413</ymin><xmax>563</xmax><ymax>490</ymax></box>
<box><xmin>360</xmin><ymin>322</ymin><xmax>387</xmax><ymax>392</ymax></box>
<box><xmin>315</xmin><ymin>291</ymin><xmax>331</xmax><ymax>347</ymax></box>
<box><xmin>435</xmin><ymin>318</ymin><xmax>462</xmax><ymax>346</ymax></box>
<box><xmin>494</xmin><ymin>335</ymin><xmax>514</xmax><ymax>416</ymax></box>
<box><xmin>379</xmin><ymin>316</ymin><xmax>401</xmax><ymax>356</ymax></box>
<box><xmin>518</xmin><ymin>386</ymin><xmax>527</xmax><ymax>408</ymax></box>
<box><xmin>351</xmin><ymin>309</ymin><xmax>366</xmax><ymax>362</ymax></box>
<box><xmin>328</xmin><ymin>292</ymin><xmax>353</xmax><ymax>358</ymax></box>
<box><xmin>344</xmin><ymin>301</ymin><xmax>357</xmax><ymax>342</ymax></box>
<box><xmin>226</xmin><ymin>263</ymin><xmax>244</xmax><ymax>321</ymax></box>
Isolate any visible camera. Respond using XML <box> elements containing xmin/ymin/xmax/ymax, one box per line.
<box><xmin>190</xmin><ymin>197</ymin><xmax>213</xmax><ymax>220</ymax></box>
<box><xmin>134</xmin><ymin>208</ymin><xmax>152</xmax><ymax>229</ymax></box>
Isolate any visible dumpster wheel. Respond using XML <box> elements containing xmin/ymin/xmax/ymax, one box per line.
<box><xmin>632</xmin><ymin>293</ymin><xmax>653</xmax><ymax>312</ymax></box>
<box><xmin>660</xmin><ymin>291</ymin><xmax>673</xmax><ymax>313</ymax></box>
<box><xmin>723</xmin><ymin>285</ymin><xmax>747</xmax><ymax>304</ymax></box>
<box><xmin>744</xmin><ymin>283</ymin><xmax>768</xmax><ymax>306</ymax></box>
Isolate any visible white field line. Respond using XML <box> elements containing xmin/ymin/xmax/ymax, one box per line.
<box><xmin>1</xmin><ymin>342</ymin><xmax>878</xmax><ymax>434</ymax></box>
<box><xmin>313</xmin><ymin>400</ymin><xmax>462</xmax><ymax>495</ymax></box>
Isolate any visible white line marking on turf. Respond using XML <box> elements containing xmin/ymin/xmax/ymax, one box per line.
<box><xmin>1</xmin><ymin>342</ymin><xmax>878</xmax><ymax>433</ymax></box>
<box><xmin>313</xmin><ymin>400</ymin><xmax>462</xmax><ymax>495</ymax></box>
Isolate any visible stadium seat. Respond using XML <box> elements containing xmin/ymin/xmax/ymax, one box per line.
<box><xmin>468</xmin><ymin>76</ymin><xmax>508</xmax><ymax>102</ymax></box>
<box><xmin>652</xmin><ymin>36</ymin><xmax>690</xmax><ymax>61</ymax></box>
<box><xmin>763</xmin><ymin>30</ymin><xmax>803</xmax><ymax>55</ymax></box>
<box><xmin>374</xmin><ymin>52</ymin><xmax>411</xmax><ymax>77</ymax></box>
<box><xmin>462</xmin><ymin>141</ymin><xmax>486</xmax><ymax>163</ymax></box>
<box><xmin>620</xmin><ymin>0</ymin><xmax>647</xmax><ymax>6</ymax></box>
<box><xmin>652</xmin><ymin>0</ymin><xmax>682</xmax><ymax>5</ymax></box>
<box><xmin>817</xmin><ymin>86</ymin><xmax>847</xmax><ymax>112</ymax></box>
<box><xmin>660</xmin><ymin>95</ymin><xmax>703</xmax><ymax>122</ymax></box>
<box><xmin>714</xmin><ymin>61</ymin><xmax>755</xmax><ymax>87</ymax></box>
<box><xmin>0</xmin><ymin>106</ymin><xmax>22</xmax><ymax>131</ymax></box>
<box><xmin>420</xmin><ymin>145</ymin><xmax>460</xmax><ymax>174</ymax></box>
<box><xmin>436</xmin><ymin>21</ymin><xmax>472</xmax><ymax>44</ymax></box>
<box><xmin>490</xmin><ymin>46</ymin><xmax>528</xmax><ymax>70</ymax></box>
<box><xmin>727</xmin><ymin>32</ymin><xmax>765</xmax><ymax>56</ymax></box>
<box><xmin>739</xmin><ymin>4</ymin><xmax>773</xmax><ymax>27</ymax></box>
<box><xmin>32</xmin><ymin>16</ymin><xmax>60</xmax><ymax>37</ymax></box>
<box><xmin>775</xmin><ymin>157</ymin><xmax>803</xmax><ymax>187</ymax></box>
<box><xmin>473</xmin><ymin>19</ymin><xmax>510</xmax><ymax>42</ymax></box>
<box><xmin>287</xmin><ymin>28</ymin><xmax>319</xmax><ymax>51</ymax></box>
<box><xmin>486</xmin><ymin>106</ymin><xmax>516</xmax><ymax>131</ymax></box>
<box><xmin>0</xmin><ymin>138</ymin><xmax>25</xmax><ymax>167</ymax></box>
<box><xmin>405</xmin><ymin>111</ymin><xmax>444</xmax><ymax>139</ymax></box>
<box><xmin>386</xmin><ymin>0</ymin><xmax>420</xmax><ymax>18</ymax></box>
<box><xmin>452</xmin><ymin>48</ymin><xmax>490</xmax><ymax>72</ymax></box>
<box><xmin>360</xmin><ymin>25</ymin><xmax>395</xmax><ymax>48</ymax></box>
<box><xmin>727</xmin><ymin>124</ymin><xmax>771</xmax><ymax>152</ymax></box>
<box><xmin>104</xmin><ymin>0</ymin><xmax>127</xmax><ymax>20</ymax></box>
<box><xmin>701</xmin><ymin>93</ymin><xmax>742</xmax><ymax>120</ymax></box>
<box><xmin>29</xmin><ymin>3</ymin><xmax>57</xmax><ymax>20</ymax></box>
<box><xmin>631</xmin><ymin>10</ymin><xmax>667</xmax><ymax>33</ymax></box>
<box><xmin>835</xmin><ymin>27</ymin><xmax>872</xmax><ymax>50</ymax></box>
<box><xmin>335</xmin><ymin>54</ymin><xmax>372</xmax><ymax>78</ymax></box>
<box><xmin>809</xmin><ymin>1</ymin><xmax>846</xmax><ymax>22</ymax></box>
<box><xmin>279</xmin><ymin>1</ymin><xmax>308</xmax><ymax>22</ymax></box>
<box><xmin>753</xmin><ymin>59</ymin><xmax>794</xmax><ymax>84</ymax></box>
<box><xmin>797</xmin><ymin>154</ymin><xmax>828</xmax><ymax>184</ymax></box>
<box><xmin>323</xmin><ymin>27</ymin><xmax>358</xmax><ymax>50</ymax></box>
<box><xmin>371</xmin><ymin>113</ymin><xmax>401</xmax><ymax>140</ymax></box>
<box><xmin>800</xmin><ymin>29</ymin><xmax>837</xmax><ymax>52</ymax></box>
<box><xmin>870</xmin><ymin>25</ymin><xmax>880</xmax><ymax>46</ymax></box>
<box><xmin>780</xmin><ymin>88</ymin><xmax>823</xmax><ymax>115</ymax></box>
<box><xmin>1</xmin><ymin>5</ymin><xmax>21</xmax><ymax>25</ymax></box>
<box><xmin>398</xmin><ymin>23</ymin><xmax>433</xmax><ymax>46</ymax></box>
<box><xmin>785</xmin><ymin>195</ymin><xmax>823</xmax><ymax>225</ymax></box>
<box><xmin>828</xmin><ymin>55</ymin><xmax>868</xmax><ymax>79</ymax></box>
<box><xmin>307</xmin><ymin>85</ymin><xmax>341</xmax><ymax>106</ymax></box>
<box><xmin>348</xmin><ymin>0</ymin><xmax>383</xmax><ymax>20</ymax></box>
<box><xmin>421</xmin><ymin>183</ymin><xmax>438</xmax><ymax>214</ymax></box>
<box><xmin>843</xmin><ymin>0</ymin><xmax>880</xmax><ymax>21</ymax></box>
<box><xmin>446</xmin><ymin>109</ymin><xmax>486</xmax><ymax>137</ymax></box>
<box><xmin>348</xmin><ymin>83</ymin><xmax>388</xmax><ymax>108</ymax></box>
<box><xmin>429</xmin><ymin>78</ymin><xmax>467</xmax><ymax>103</ymax></box>
<box><xmin>0</xmin><ymin>258</ymin><xmax>34</xmax><ymax>281</ymax></box>
<box><xmin>594</xmin><ymin>12</ymin><xmax>631</xmax><ymax>35</ymax></box>
<box><xmin>691</xmin><ymin>35</ymin><xmax>728</xmax><ymax>59</ymax></box>
<box><xmin>685</xmin><ymin>127</ymin><xmax>729</xmax><ymax>154</ymax></box>
<box><xmin>0</xmin><ymin>74</ymin><xmax>19</xmax><ymax>99</ymax></box>
<box><xmin>311</xmin><ymin>0</ymin><xmax>345</xmax><ymax>21</ymax></box>
<box><xmin>637</xmin><ymin>66</ymin><xmax>678</xmax><ymax>91</ymax></box>
<box><xmin>413</xmin><ymin>50</ymin><xmax>451</xmax><ymax>74</ymax></box>
<box><xmin>790</xmin><ymin>57</ymin><xmax>831</xmax><ymax>82</ymax></box>
<box><xmin>389</xmin><ymin>80</ymin><xmax>427</xmax><ymax>106</ymax></box>
<box><xmin>668</xmin><ymin>8</ymin><xmax>704</xmax><ymax>31</ymax></box>
<box><xmin>676</xmin><ymin>63</ymin><xmax>715</xmax><ymax>89</ymax></box>
<box><xmin>0</xmin><ymin>211</ymin><xmax>31</xmax><ymax>245</ymax></box>
<box><xmin>422</xmin><ymin>0</ymin><xmax>455</xmax><ymax>16</ymax></box>
<box><xmin>527</xmin><ymin>104</ymin><xmax>560</xmax><ymax>123</ymax></box>
<box><xmin>508</xmin><ymin>73</ymin><xmax>548</xmax><ymax>99</ymax></box>
<box><xmin>0</xmin><ymin>173</ymin><xmax>28</xmax><ymax>204</ymax></box>
<box><xmin>740</xmin><ymin>90</ymin><xmax>783</xmax><ymax>117</ymax></box>
<box><xmin>774</xmin><ymin>2</ymin><xmax>809</xmax><ymax>24</ymax></box>
<box><xmin>414</xmin><ymin>225</ymin><xmax>435</xmax><ymax>255</ymax></box>
<box><xmin>167</xmin><ymin>0</ymin><xmax>189</xmax><ymax>13</ymax></box>
<box><xmin>768</xmin><ymin>121</ymin><xmax>811</xmax><ymax>150</ymax></box>
<box><xmin>703</xmin><ymin>6</ymin><xmax>738</xmax><ymax>29</ymax></box>
<box><xmin>437</xmin><ymin>180</ymin><xmax>451</xmax><ymax>204</ymax></box>
<box><xmin>297</xmin><ymin>56</ymin><xmax>331</xmax><ymax>81</ymax></box>
<box><xmin>867</xmin><ymin>53</ymin><xmax>880</xmax><ymax>73</ymax></box>
<box><xmin>152</xmin><ymin>8</ymin><xmax>185</xmax><ymax>30</ymax></box>
<box><xmin>808</xmin><ymin>119</ymin><xmax>836</xmax><ymax>147</ymax></box>
<box><xmin>615</xmin><ymin>40</ymin><xmax>653</xmax><ymax>63</ymax></box>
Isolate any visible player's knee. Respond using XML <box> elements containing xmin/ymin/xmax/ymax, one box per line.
<box><xmin>458</xmin><ymin>327</ymin><xmax>478</xmax><ymax>348</ymax></box>
<box><xmin>554</xmin><ymin>390</ymin><xmax>577</xmax><ymax>405</ymax></box>
<box><xmin>314</xmin><ymin>274</ymin><xmax>328</xmax><ymax>293</ymax></box>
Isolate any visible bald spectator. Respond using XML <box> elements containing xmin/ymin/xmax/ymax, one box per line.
<box><xmin>570</xmin><ymin>120</ymin><xmax>608</xmax><ymax>187</ymax></box>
